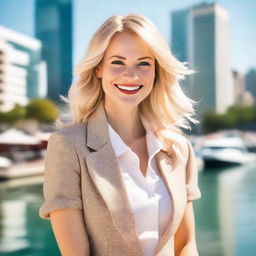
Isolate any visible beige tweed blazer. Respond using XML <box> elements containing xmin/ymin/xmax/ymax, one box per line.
<box><xmin>39</xmin><ymin>104</ymin><xmax>201</xmax><ymax>256</ymax></box>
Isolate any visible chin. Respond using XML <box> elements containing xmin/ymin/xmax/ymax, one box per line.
<box><xmin>118</xmin><ymin>97</ymin><xmax>143</xmax><ymax>108</ymax></box>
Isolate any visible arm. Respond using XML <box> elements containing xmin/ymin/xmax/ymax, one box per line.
<box><xmin>50</xmin><ymin>209</ymin><xmax>90</xmax><ymax>256</ymax></box>
<box><xmin>174</xmin><ymin>139</ymin><xmax>201</xmax><ymax>255</ymax></box>
<box><xmin>174</xmin><ymin>202</ymin><xmax>199</xmax><ymax>256</ymax></box>
<box><xmin>39</xmin><ymin>132</ymin><xmax>90</xmax><ymax>255</ymax></box>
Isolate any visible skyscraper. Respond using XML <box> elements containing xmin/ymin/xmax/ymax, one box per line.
<box><xmin>35</xmin><ymin>0</ymin><xmax>72</xmax><ymax>103</ymax></box>
<box><xmin>172</xmin><ymin>3</ymin><xmax>233</xmax><ymax>117</ymax></box>
<box><xmin>232</xmin><ymin>70</ymin><xmax>245</xmax><ymax>105</ymax></box>
<box><xmin>245</xmin><ymin>68</ymin><xmax>256</xmax><ymax>100</ymax></box>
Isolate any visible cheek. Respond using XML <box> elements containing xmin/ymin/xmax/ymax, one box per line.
<box><xmin>108</xmin><ymin>66</ymin><xmax>124</xmax><ymax>77</ymax></box>
<box><xmin>101</xmin><ymin>68</ymin><xmax>121</xmax><ymax>90</ymax></box>
<box><xmin>139</xmin><ymin>69</ymin><xmax>155</xmax><ymax>84</ymax></box>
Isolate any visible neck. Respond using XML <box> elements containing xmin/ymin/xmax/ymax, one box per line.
<box><xmin>103</xmin><ymin>100</ymin><xmax>145</xmax><ymax>144</ymax></box>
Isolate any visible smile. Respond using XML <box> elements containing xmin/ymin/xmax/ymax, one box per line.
<box><xmin>114</xmin><ymin>84</ymin><xmax>143</xmax><ymax>95</ymax></box>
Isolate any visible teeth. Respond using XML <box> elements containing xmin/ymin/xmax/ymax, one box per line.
<box><xmin>116</xmin><ymin>84</ymin><xmax>141</xmax><ymax>91</ymax></box>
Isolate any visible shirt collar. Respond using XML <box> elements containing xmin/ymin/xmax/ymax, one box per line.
<box><xmin>108</xmin><ymin>117</ymin><xmax>164</xmax><ymax>159</ymax></box>
<box><xmin>108</xmin><ymin>123</ymin><xmax>131</xmax><ymax>157</ymax></box>
<box><xmin>141</xmin><ymin>117</ymin><xmax>164</xmax><ymax>160</ymax></box>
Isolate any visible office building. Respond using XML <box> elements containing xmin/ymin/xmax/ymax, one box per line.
<box><xmin>0</xmin><ymin>26</ymin><xmax>46</xmax><ymax>112</ymax></box>
<box><xmin>172</xmin><ymin>3</ymin><xmax>233</xmax><ymax>117</ymax></box>
<box><xmin>232</xmin><ymin>70</ymin><xmax>245</xmax><ymax>105</ymax></box>
<box><xmin>232</xmin><ymin>70</ymin><xmax>254</xmax><ymax>105</ymax></box>
<box><xmin>245</xmin><ymin>68</ymin><xmax>256</xmax><ymax>100</ymax></box>
<box><xmin>35</xmin><ymin>0</ymin><xmax>73</xmax><ymax>103</ymax></box>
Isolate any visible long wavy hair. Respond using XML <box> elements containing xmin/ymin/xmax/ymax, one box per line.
<box><xmin>58</xmin><ymin>14</ymin><xmax>199</xmax><ymax>158</ymax></box>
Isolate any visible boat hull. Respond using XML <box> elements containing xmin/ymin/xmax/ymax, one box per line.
<box><xmin>203</xmin><ymin>158</ymin><xmax>242</xmax><ymax>168</ymax></box>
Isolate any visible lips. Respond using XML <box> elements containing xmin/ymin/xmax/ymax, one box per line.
<box><xmin>114</xmin><ymin>84</ymin><xmax>143</xmax><ymax>95</ymax></box>
<box><xmin>114</xmin><ymin>84</ymin><xmax>143</xmax><ymax>94</ymax></box>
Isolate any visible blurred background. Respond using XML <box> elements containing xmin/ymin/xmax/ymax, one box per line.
<box><xmin>0</xmin><ymin>0</ymin><xmax>256</xmax><ymax>255</ymax></box>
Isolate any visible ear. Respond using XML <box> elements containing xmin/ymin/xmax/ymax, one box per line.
<box><xmin>95</xmin><ymin>65</ymin><xmax>102</xmax><ymax>78</ymax></box>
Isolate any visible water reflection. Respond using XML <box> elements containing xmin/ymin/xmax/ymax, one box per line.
<box><xmin>0</xmin><ymin>176</ymin><xmax>59</xmax><ymax>256</ymax></box>
<box><xmin>0</xmin><ymin>165</ymin><xmax>256</xmax><ymax>255</ymax></box>
<box><xmin>195</xmin><ymin>164</ymin><xmax>256</xmax><ymax>256</ymax></box>
<box><xmin>195</xmin><ymin>167</ymin><xmax>224</xmax><ymax>255</ymax></box>
<box><xmin>1</xmin><ymin>200</ymin><xmax>29</xmax><ymax>252</ymax></box>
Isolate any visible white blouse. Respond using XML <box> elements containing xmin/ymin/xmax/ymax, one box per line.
<box><xmin>108</xmin><ymin>121</ymin><xmax>172</xmax><ymax>256</ymax></box>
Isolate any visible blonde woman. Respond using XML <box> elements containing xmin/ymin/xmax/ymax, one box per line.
<box><xmin>39</xmin><ymin>14</ymin><xmax>201</xmax><ymax>256</ymax></box>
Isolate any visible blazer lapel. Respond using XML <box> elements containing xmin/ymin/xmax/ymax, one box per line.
<box><xmin>153</xmin><ymin>149</ymin><xmax>187</xmax><ymax>255</ymax></box>
<box><xmin>86</xmin><ymin>104</ymin><xmax>144</xmax><ymax>255</ymax></box>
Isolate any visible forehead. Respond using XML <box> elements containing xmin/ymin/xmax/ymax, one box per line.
<box><xmin>104</xmin><ymin>32</ymin><xmax>154</xmax><ymax>58</ymax></box>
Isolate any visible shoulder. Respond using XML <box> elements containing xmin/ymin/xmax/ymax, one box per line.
<box><xmin>48</xmin><ymin>122</ymin><xmax>88</xmax><ymax>147</ymax></box>
<box><xmin>165</xmin><ymin>129</ymin><xmax>190</xmax><ymax>152</ymax></box>
<box><xmin>161</xmin><ymin>129</ymin><xmax>192</xmax><ymax>163</ymax></box>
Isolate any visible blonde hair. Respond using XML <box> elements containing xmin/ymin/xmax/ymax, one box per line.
<box><xmin>59</xmin><ymin>14</ymin><xmax>199</xmax><ymax>158</ymax></box>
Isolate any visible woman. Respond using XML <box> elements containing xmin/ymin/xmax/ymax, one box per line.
<box><xmin>39</xmin><ymin>14</ymin><xmax>201</xmax><ymax>256</ymax></box>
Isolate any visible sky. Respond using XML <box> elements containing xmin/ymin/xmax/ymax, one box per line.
<box><xmin>0</xmin><ymin>0</ymin><xmax>255</xmax><ymax>74</ymax></box>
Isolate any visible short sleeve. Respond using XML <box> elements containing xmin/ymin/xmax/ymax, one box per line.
<box><xmin>39</xmin><ymin>132</ymin><xmax>82</xmax><ymax>220</ymax></box>
<box><xmin>185</xmin><ymin>140</ymin><xmax>201</xmax><ymax>202</ymax></box>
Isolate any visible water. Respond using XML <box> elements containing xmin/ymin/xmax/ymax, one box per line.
<box><xmin>0</xmin><ymin>165</ymin><xmax>255</xmax><ymax>256</ymax></box>
<box><xmin>195</xmin><ymin>164</ymin><xmax>256</xmax><ymax>256</ymax></box>
<box><xmin>0</xmin><ymin>177</ymin><xmax>59</xmax><ymax>256</ymax></box>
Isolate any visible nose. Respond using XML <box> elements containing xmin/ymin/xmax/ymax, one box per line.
<box><xmin>123</xmin><ymin>66</ymin><xmax>139</xmax><ymax>80</ymax></box>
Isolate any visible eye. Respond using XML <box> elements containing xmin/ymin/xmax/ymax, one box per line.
<box><xmin>138</xmin><ymin>61</ymin><xmax>151</xmax><ymax>66</ymax></box>
<box><xmin>111</xmin><ymin>60</ymin><xmax>124</xmax><ymax>65</ymax></box>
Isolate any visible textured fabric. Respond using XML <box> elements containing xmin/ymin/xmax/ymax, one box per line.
<box><xmin>39</xmin><ymin>131</ymin><xmax>83</xmax><ymax>216</ymax></box>
<box><xmin>108</xmin><ymin>122</ymin><xmax>172</xmax><ymax>256</ymax></box>
<box><xmin>39</xmin><ymin>104</ymin><xmax>201</xmax><ymax>256</ymax></box>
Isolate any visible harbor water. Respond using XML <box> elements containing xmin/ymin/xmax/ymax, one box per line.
<box><xmin>0</xmin><ymin>164</ymin><xmax>255</xmax><ymax>256</ymax></box>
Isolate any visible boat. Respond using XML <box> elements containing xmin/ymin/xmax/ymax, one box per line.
<box><xmin>0</xmin><ymin>128</ymin><xmax>47</xmax><ymax>180</ymax></box>
<box><xmin>199</xmin><ymin>134</ymin><xmax>256</xmax><ymax>167</ymax></box>
<box><xmin>0</xmin><ymin>158</ymin><xmax>44</xmax><ymax>180</ymax></box>
<box><xmin>0</xmin><ymin>156</ymin><xmax>12</xmax><ymax>169</ymax></box>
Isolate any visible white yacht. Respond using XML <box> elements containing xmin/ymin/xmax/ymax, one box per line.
<box><xmin>0</xmin><ymin>128</ymin><xmax>46</xmax><ymax>180</ymax></box>
<box><xmin>0</xmin><ymin>156</ymin><xmax>12</xmax><ymax>169</ymax></box>
<box><xmin>199</xmin><ymin>135</ymin><xmax>256</xmax><ymax>167</ymax></box>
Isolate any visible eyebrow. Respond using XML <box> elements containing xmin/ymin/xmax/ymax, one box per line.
<box><xmin>108</xmin><ymin>55</ymin><xmax>153</xmax><ymax>61</ymax></box>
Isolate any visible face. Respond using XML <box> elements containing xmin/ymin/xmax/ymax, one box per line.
<box><xmin>96</xmin><ymin>32</ymin><xmax>155</xmax><ymax>110</ymax></box>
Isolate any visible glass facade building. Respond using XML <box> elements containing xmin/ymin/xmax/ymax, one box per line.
<box><xmin>172</xmin><ymin>3</ymin><xmax>233</xmax><ymax>117</ymax></box>
<box><xmin>171</xmin><ymin>10</ymin><xmax>189</xmax><ymax>62</ymax></box>
<box><xmin>35</xmin><ymin>0</ymin><xmax>72</xmax><ymax>103</ymax></box>
<box><xmin>245</xmin><ymin>68</ymin><xmax>256</xmax><ymax>99</ymax></box>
